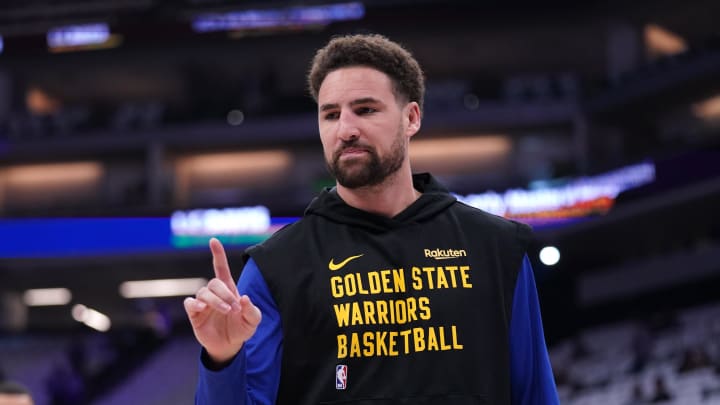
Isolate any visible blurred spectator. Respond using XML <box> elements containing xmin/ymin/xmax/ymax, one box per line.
<box><xmin>677</xmin><ymin>346</ymin><xmax>711</xmax><ymax>373</ymax></box>
<box><xmin>707</xmin><ymin>317</ymin><xmax>720</xmax><ymax>372</ymax></box>
<box><xmin>702</xmin><ymin>384</ymin><xmax>720</xmax><ymax>402</ymax></box>
<box><xmin>625</xmin><ymin>382</ymin><xmax>647</xmax><ymax>405</ymax></box>
<box><xmin>650</xmin><ymin>375</ymin><xmax>673</xmax><ymax>403</ymax></box>
<box><xmin>0</xmin><ymin>380</ymin><xmax>33</xmax><ymax>405</ymax></box>
<box><xmin>570</xmin><ymin>336</ymin><xmax>591</xmax><ymax>360</ymax></box>
<box><xmin>631</xmin><ymin>323</ymin><xmax>653</xmax><ymax>373</ymax></box>
<box><xmin>552</xmin><ymin>364</ymin><xmax>570</xmax><ymax>387</ymax></box>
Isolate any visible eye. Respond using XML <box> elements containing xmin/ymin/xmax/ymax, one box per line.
<box><xmin>355</xmin><ymin>106</ymin><xmax>377</xmax><ymax>115</ymax></box>
<box><xmin>323</xmin><ymin>111</ymin><xmax>339</xmax><ymax>120</ymax></box>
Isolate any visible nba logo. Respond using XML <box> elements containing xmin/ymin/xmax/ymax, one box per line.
<box><xmin>335</xmin><ymin>364</ymin><xmax>348</xmax><ymax>390</ymax></box>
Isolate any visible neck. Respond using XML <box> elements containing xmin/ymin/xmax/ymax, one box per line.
<box><xmin>335</xmin><ymin>167</ymin><xmax>420</xmax><ymax>218</ymax></box>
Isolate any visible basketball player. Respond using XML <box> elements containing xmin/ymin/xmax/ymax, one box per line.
<box><xmin>185</xmin><ymin>34</ymin><xmax>559</xmax><ymax>405</ymax></box>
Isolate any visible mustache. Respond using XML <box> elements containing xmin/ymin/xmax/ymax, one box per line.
<box><xmin>334</xmin><ymin>140</ymin><xmax>374</xmax><ymax>158</ymax></box>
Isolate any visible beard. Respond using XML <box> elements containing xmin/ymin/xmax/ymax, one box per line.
<box><xmin>326</xmin><ymin>129</ymin><xmax>406</xmax><ymax>189</ymax></box>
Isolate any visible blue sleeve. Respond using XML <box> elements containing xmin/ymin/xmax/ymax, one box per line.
<box><xmin>195</xmin><ymin>258</ymin><xmax>283</xmax><ymax>405</ymax></box>
<box><xmin>509</xmin><ymin>255</ymin><xmax>559</xmax><ymax>405</ymax></box>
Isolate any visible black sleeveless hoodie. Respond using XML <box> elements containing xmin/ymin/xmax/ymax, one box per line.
<box><xmin>244</xmin><ymin>173</ymin><xmax>532</xmax><ymax>405</ymax></box>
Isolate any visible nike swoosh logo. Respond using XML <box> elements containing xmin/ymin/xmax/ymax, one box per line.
<box><xmin>329</xmin><ymin>254</ymin><xmax>364</xmax><ymax>271</ymax></box>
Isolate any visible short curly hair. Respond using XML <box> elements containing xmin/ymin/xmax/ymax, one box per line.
<box><xmin>307</xmin><ymin>34</ymin><xmax>425</xmax><ymax>112</ymax></box>
<box><xmin>0</xmin><ymin>380</ymin><xmax>32</xmax><ymax>396</ymax></box>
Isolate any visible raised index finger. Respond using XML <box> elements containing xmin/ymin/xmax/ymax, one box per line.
<box><xmin>209</xmin><ymin>237</ymin><xmax>238</xmax><ymax>296</ymax></box>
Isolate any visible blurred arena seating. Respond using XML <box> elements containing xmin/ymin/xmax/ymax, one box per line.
<box><xmin>551</xmin><ymin>302</ymin><xmax>720</xmax><ymax>404</ymax></box>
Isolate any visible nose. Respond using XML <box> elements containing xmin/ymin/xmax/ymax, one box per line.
<box><xmin>337</xmin><ymin>110</ymin><xmax>360</xmax><ymax>142</ymax></box>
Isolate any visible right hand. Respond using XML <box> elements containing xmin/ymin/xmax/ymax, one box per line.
<box><xmin>184</xmin><ymin>238</ymin><xmax>262</xmax><ymax>364</ymax></box>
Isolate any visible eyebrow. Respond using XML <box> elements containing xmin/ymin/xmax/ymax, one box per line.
<box><xmin>319</xmin><ymin>97</ymin><xmax>383</xmax><ymax>112</ymax></box>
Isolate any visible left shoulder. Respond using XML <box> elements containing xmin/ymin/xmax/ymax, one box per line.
<box><xmin>451</xmin><ymin>200</ymin><xmax>532</xmax><ymax>239</ymax></box>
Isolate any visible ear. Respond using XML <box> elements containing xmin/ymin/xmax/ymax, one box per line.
<box><xmin>404</xmin><ymin>101</ymin><xmax>422</xmax><ymax>138</ymax></box>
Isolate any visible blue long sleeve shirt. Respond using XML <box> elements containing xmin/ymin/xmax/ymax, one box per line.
<box><xmin>196</xmin><ymin>255</ymin><xmax>559</xmax><ymax>405</ymax></box>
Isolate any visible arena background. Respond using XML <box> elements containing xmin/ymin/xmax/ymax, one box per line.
<box><xmin>0</xmin><ymin>0</ymin><xmax>719</xmax><ymax>403</ymax></box>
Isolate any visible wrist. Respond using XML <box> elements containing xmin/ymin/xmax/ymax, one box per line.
<box><xmin>203</xmin><ymin>346</ymin><xmax>242</xmax><ymax>371</ymax></box>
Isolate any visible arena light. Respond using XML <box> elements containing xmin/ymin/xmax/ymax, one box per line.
<box><xmin>47</xmin><ymin>23</ymin><xmax>122</xmax><ymax>53</ymax></box>
<box><xmin>692</xmin><ymin>95</ymin><xmax>720</xmax><ymax>121</ymax></box>
<box><xmin>25</xmin><ymin>87</ymin><xmax>61</xmax><ymax>115</ymax></box>
<box><xmin>192</xmin><ymin>2</ymin><xmax>364</xmax><ymax>33</ymax></box>
<box><xmin>171</xmin><ymin>206</ymin><xmax>271</xmax><ymax>236</ymax></box>
<box><xmin>410</xmin><ymin>135</ymin><xmax>512</xmax><ymax>174</ymax></box>
<box><xmin>174</xmin><ymin>150</ymin><xmax>292</xmax><ymax>191</ymax></box>
<box><xmin>119</xmin><ymin>278</ymin><xmax>208</xmax><ymax>298</ymax></box>
<box><xmin>539</xmin><ymin>246</ymin><xmax>560</xmax><ymax>266</ymax></box>
<box><xmin>23</xmin><ymin>288</ymin><xmax>72</xmax><ymax>306</ymax></box>
<box><xmin>72</xmin><ymin>304</ymin><xmax>111</xmax><ymax>332</ymax></box>
<box><xmin>457</xmin><ymin>161</ymin><xmax>656</xmax><ymax>224</ymax></box>
<box><xmin>4</xmin><ymin>161</ymin><xmax>102</xmax><ymax>187</ymax></box>
<box><xmin>644</xmin><ymin>24</ymin><xmax>687</xmax><ymax>57</ymax></box>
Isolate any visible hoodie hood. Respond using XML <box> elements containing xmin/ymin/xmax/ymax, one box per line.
<box><xmin>304</xmin><ymin>173</ymin><xmax>456</xmax><ymax>232</ymax></box>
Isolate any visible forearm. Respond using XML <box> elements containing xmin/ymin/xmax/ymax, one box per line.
<box><xmin>196</xmin><ymin>347</ymin><xmax>250</xmax><ymax>405</ymax></box>
<box><xmin>194</xmin><ymin>258</ymin><xmax>283</xmax><ymax>405</ymax></box>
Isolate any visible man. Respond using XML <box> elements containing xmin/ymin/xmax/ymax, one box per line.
<box><xmin>185</xmin><ymin>34</ymin><xmax>559</xmax><ymax>404</ymax></box>
<box><xmin>0</xmin><ymin>381</ymin><xmax>33</xmax><ymax>405</ymax></box>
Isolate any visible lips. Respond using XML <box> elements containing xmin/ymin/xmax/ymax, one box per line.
<box><xmin>337</xmin><ymin>146</ymin><xmax>370</xmax><ymax>160</ymax></box>
<box><xmin>341</xmin><ymin>148</ymin><xmax>368</xmax><ymax>156</ymax></box>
